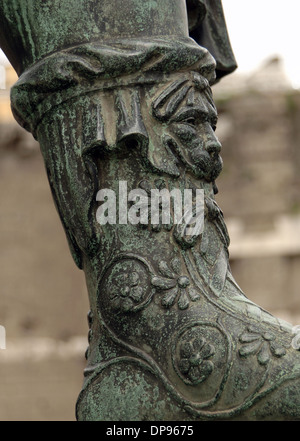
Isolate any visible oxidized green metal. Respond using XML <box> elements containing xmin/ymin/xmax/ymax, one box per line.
<box><xmin>1</xmin><ymin>0</ymin><xmax>300</xmax><ymax>421</ymax></box>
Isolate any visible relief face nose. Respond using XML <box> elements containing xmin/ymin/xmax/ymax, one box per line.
<box><xmin>205</xmin><ymin>132</ymin><xmax>222</xmax><ymax>156</ymax></box>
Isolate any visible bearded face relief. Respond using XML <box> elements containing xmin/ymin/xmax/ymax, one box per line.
<box><xmin>5</xmin><ymin>0</ymin><xmax>300</xmax><ymax>421</ymax></box>
<box><xmin>152</xmin><ymin>72</ymin><xmax>223</xmax><ymax>183</ymax></box>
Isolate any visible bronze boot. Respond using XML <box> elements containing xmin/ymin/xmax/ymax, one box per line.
<box><xmin>1</xmin><ymin>0</ymin><xmax>300</xmax><ymax>421</ymax></box>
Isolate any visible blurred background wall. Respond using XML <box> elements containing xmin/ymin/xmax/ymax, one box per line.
<box><xmin>214</xmin><ymin>57</ymin><xmax>300</xmax><ymax>322</ymax></box>
<box><xmin>0</xmin><ymin>65</ymin><xmax>89</xmax><ymax>421</ymax></box>
<box><xmin>0</xmin><ymin>0</ymin><xmax>300</xmax><ymax>421</ymax></box>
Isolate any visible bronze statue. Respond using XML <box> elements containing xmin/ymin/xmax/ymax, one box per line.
<box><xmin>1</xmin><ymin>0</ymin><xmax>300</xmax><ymax>420</ymax></box>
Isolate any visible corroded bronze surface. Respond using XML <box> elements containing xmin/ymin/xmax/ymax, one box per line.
<box><xmin>1</xmin><ymin>1</ymin><xmax>300</xmax><ymax>421</ymax></box>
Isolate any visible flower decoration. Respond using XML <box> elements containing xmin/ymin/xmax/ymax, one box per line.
<box><xmin>239</xmin><ymin>327</ymin><xmax>287</xmax><ymax>366</ymax></box>
<box><xmin>177</xmin><ymin>335</ymin><xmax>215</xmax><ymax>385</ymax></box>
<box><xmin>111</xmin><ymin>270</ymin><xmax>144</xmax><ymax>312</ymax></box>
<box><xmin>151</xmin><ymin>257</ymin><xmax>200</xmax><ymax>309</ymax></box>
<box><xmin>103</xmin><ymin>259</ymin><xmax>151</xmax><ymax>313</ymax></box>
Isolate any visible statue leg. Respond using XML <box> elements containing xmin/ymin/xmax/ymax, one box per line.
<box><xmin>1</xmin><ymin>0</ymin><xmax>300</xmax><ymax>421</ymax></box>
<box><xmin>36</xmin><ymin>82</ymin><xmax>300</xmax><ymax>421</ymax></box>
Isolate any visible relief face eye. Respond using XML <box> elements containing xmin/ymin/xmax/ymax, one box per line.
<box><xmin>183</xmin><ymin>117</ymin><xmax>197</xmax><ymax>126</ymax></box>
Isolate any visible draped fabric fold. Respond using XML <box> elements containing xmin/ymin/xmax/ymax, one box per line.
<box><xmin>187</xmin><ymin>0</ymin><xmax>237</xmax><ymax>79</ymax></box>
<box><xmin>10</xmin><ymin>37</ymin><xmax>216</xmax><ymax>134</ymax></box>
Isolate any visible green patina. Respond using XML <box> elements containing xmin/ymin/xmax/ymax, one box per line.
<box><xmin>1</xmin><ymin>0</ymin><xmax>300</xmax><ymax>422</ymax></box>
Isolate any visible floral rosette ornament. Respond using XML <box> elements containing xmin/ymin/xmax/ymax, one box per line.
<box><xmin>239</xmin><ymin>327</ymin><xmax>287</xmax><ymax>366</ymax></box>
<box><xmin>177</xmin><ymin>335</ymin><xmax>215</xmax><ymax>385</ymax></box>
<box><xmin>151</xmin><ymin>257</ymin><xmax>201</xmax><ymax>310</ymax></box>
